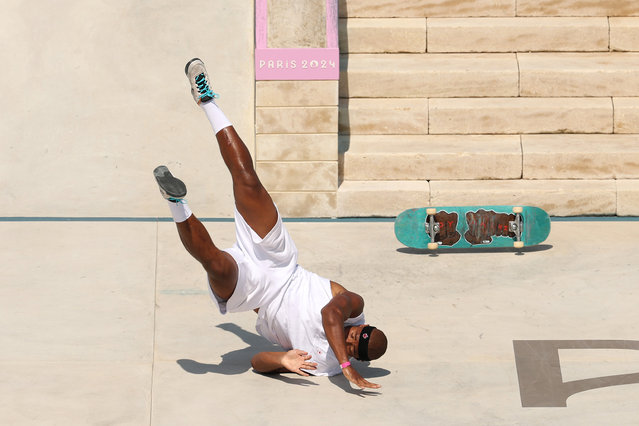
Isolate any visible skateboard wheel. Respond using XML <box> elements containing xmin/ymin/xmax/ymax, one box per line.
<box><xmin>426</xmin><ymin>208</ymin><xmax>437</xmax><ymax>215</ymax></box>
<box><xmin>513</xmin><ymin>206</ymin><xmax>523</xmax><ymax>214</ymax></box>
<box><xmin>514</xmin><ymin>241</ymin><xmax>524</xmax><ymax>249</ymax></box>
<box><xmin>427</xmin><ymin>242</ymin><xmax>439</xmax><ymax>250</ymax></box>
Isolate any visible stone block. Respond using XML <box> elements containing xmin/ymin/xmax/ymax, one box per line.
<box><xmin>519</xmin><ymin>53</ymin><xmax>639</xmax><ymax>97</ymax></box>
<box><xmin>342</xmin><ymin>135</ymin><xmax>521</xmax><ymax>180</ymax></box>
<box><xmin>256</xmin><ymin>134</ymin><xmax>338</xmax><ymax>161</ymax></box>
<box><xmin>427</xmin><ymin>18</ymin><xmax>608</xmax><ymax>52</ymax></box>
<box><xmin>610</xmin><ymin>18</ymin><xmax>639</xmax><ymax>51</ymax></box>
<box><xmin>617</xmin><ymin>180</ymin><xmax>639</xmax><ymax>216</ymax></box>
<box><xmin>614</xmin><ymin>97</ymin><xmax>639</xmax><ymax>133</ymax></box>
<box><xmin>270</xmin><ymin>192</ymin><xmax>337</xmax><ymax>217</ymax></box>
<box><xmin>522</xmin><ymin>135</ymin><xmax>639</xmax><ymax>179</ymax></box>
<box><xmin>339</xmin><ymin>98</ymin><xmax>428</xmax><ymax>134</ymax></box>
<box><xmin>256</xmin><ymin>106</ymin><xmax>338</xmax><ymax>134</ymax></box>
<box><xmin>256</xmin><ymin>161</ymin><xmax>338</xmax><ymax>191</ymax></box>
<box><xmin>256</xmin><ymin>81</ymin><xmax>338</xmax><ymax>107</ymax></box>
<box><xmin>517</xmin><ymin>0</ymin><xmax>639</xmax><ymax>17</ymax></box>
<box><xmin>337</xmin><ymin>180</ymin><xmax>429</xmax><ymax>217</ymax></box>
<box><xmin>338</xmin><ymin>0</ymin><xmax>515</xmax><ymax>18</ymax></box>
<box><xmin>339</xmin><ymin>18</ymin><xmax>426</xmax><ymax>53</ymax></box>
<box><xmin>268</xmin><ymin>0</ymin><xmax>326</xmax><ymax>48</ymax></box>
<box><xmin>340</xmin><ymin>53</ymin><xmax>518</xmax><ymax>98</ymax></box>
<box><xmin>430</xmin><ymin>180</ymin><xmax>617</xmax><ymax>216</ymax></box>
<box><xmin>429</xmin><ymin>97</ymin><xmax>612</xmax><ymax>134</ymax></box>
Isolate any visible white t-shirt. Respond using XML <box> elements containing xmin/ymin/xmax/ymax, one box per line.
<box><xmin>255</xmin><ymin>265</ymin><xmax>365</xmax><ymax>376</ymax></box>
<box><xmin>208</xmin><ymin>208</ymin><xmax>364</xmax><ymax>376</ymax></box>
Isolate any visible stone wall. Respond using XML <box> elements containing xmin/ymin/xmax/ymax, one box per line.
<box><xmin>336</xmin><ymin>0</ymin><xmax>639</xmax><ymax>216</ymax></box>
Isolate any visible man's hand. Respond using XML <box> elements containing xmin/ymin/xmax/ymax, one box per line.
<box><xmin>342</xmin><ymin>365</ymin><xmax>381</xmax><ymax>389</ymax></box>
<box><xmin>281</xmin><ymin>350</ymin><xmax>318</xmax><ymax>376</ymax></box>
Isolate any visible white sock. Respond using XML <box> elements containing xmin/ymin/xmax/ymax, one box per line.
<box><xmin>167</xmin><ymin>200</ymin><xmax>192</xmax><ymax>223</ymax></box>
<box><xmin>201</xmin><ymin>100</ymin><xmax>232</xmax><ymax>134</ymax></box>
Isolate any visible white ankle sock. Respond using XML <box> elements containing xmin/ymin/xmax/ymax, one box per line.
<box><xmin>167</xmin><ymin>200</ymin><xmax>192</xmax><ymax>223</ymax></box>
<box><xmin>201</xmin><ymin>100</ymin><xmax>232</xmax><ymax>134</ymax></box>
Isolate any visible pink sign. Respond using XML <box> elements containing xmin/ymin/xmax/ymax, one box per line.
<box><xmin>255</xmin><ymin>0</ymin><xmax>340</xmax><ymax>80</ymax></box>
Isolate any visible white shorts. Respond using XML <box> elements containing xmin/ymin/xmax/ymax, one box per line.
<box><xmin>208</xmin><ymin>206</ymin><xmax>299</xmax><ymax>314</ymax></box>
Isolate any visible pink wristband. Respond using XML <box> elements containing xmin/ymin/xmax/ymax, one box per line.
<box><xmin>340</xmin><ymin>361</ymin><xmax>351</xmax><ymax>369</ymax></box>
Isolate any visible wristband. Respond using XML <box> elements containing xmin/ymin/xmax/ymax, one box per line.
<box><xmin>340</xmin><ymin>361</ymin><xmax>351</xmax><ymax>369</ymax></box>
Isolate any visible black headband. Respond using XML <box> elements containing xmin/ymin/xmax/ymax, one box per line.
<box><xmin>357</xmin><ymin>325</ymin><xmax>376</xmax><ymax>361</ymax></box>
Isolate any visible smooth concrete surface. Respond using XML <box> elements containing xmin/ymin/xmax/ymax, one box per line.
<box><xmin>2</xmin><ymin>218</ymin><xmax>639</xmax><ymax>425</ymax></box>
<box><xmin>0</xmin><ymin>1</ymin><xmax>254</xmax><ymax>218</ymax></box>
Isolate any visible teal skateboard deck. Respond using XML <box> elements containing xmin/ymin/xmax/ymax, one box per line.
<box><xmin>395</xmin><ymin>205</ymin><xmax>551</xmax><ymax>250</ymax></box>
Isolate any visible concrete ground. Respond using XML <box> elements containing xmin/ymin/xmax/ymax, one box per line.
<box><xmin>1</xmin><ymin>218</ymin><xmax>639</xmax><ymax>425</ymax></box>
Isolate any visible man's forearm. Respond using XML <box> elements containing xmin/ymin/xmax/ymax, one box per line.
<box><xmin>251</xmin><ymin>351</ymin><xmax>287</xmax><ymax>373</ymax></box>
<box><xmin>321</xmin><ymin>306</ymin><xmax>350</xmax><ymax>364</ymax></box>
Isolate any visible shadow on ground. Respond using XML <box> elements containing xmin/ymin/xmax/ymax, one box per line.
<box><xmin>177</xmin><ymin>322</ymin><xmax>391</xmax><ymax>394</ymax></box>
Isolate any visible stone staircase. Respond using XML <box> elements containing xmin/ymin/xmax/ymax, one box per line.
<box><xmin>336</xmin><ymin>2</ymin><xmax>639</xmax><ymax>216</ymax></box>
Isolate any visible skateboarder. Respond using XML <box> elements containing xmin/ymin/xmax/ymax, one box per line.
<box><xmin>154</xmin><ymin>58</ymin><xmax>387</xmax><ymax>389</ymax></box>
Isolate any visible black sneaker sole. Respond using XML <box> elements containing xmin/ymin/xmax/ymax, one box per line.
<box><xmin>153</xmin><ymin>165</ymin><xmax>187</xmax><ymax>198</ymax></box>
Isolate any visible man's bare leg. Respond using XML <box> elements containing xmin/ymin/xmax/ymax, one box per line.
<box><xmin>188</xmin><ymin>57</ymin><xmax>278</xmax><ymax>238</ymax></box>
<box><xmin>213</xmin><ymin>126</ymin><xmax>277</xmax><ymax>238</ymax></box>
<box><xmin>153</xmin><ymin>166</ymin><xmax>238</xmax><ymax>300</ymax></box>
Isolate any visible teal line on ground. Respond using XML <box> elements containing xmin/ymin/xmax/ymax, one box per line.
<box><xmin>0</xmin><ymin>216</ymin><xmax>638</xmax><ymax>222</ymax></box>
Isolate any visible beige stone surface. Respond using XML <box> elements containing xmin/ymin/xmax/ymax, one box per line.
<box><xmin>0</xmin><ymin>0</ymin><xmax>254</xmax><ymax>219</ymax></box>
<box><xmin>614</xmin><ymin>97</ymin><xmax>639</xmax><ymax>133</ymax></box>
<box><xmin>269</xmin><ymin>192</ymin><xmax>337</xmax><ymax>217</ymax></box>
<box><xmin>430</xmin><ymin>180</ymin><xmax>617</xmax><ymax>216</ymax></box>
<box><xmin>340</xmin><ymin>53</ymin><xmax>518</xmax><ymax>98</ymax></box>
<box><xmin>523</xmin><ymin>135</ymin><xmax>639</xmax><ymax>179</ymax></box>
<box><xmin>4</xmin><ymin>221</ymin><xmax>639</xmax><ymax>424</ymax></box>
<box><xmin>256</xmin><ymin>134</ymin><xmax>338</xmax><ymax>161</ymax></box>
<box><xmin>617</xmin><ymin>179</ymin><xmax>639</xmax><ymax>215</ymax></box>
<box><xmin>519</xmin><ymin>53</ymin><xmax>639</xmax><ymax>97</ymax></box>
<box><xmin>342</xmin><ymin>135</ymin><xmax>522</xmax><ymax>180</ymax></box>
<box><xmin>429</xmin><ymin>97</ymin><xmax>613</xmax><ymax>135</ymax></box>
<box><xmin>427</xmin><ymin>18</ymin><xmax>608</xmax><ymax>53</ymax></box>
<box><xmin>338</xmin><ymin>0</ymin><xmax>515</xmax><ymax>18</ymax></box>
<box><xmin>517</xmin><ymin>0</ymin><xmax>639</xmax><ymax>17</ymax></box>
<box><xmin>339</xmin><ymin>18</ymin><xmax>426</xmax><ymax>53</ymax></box>
<box><xmin>257</xmin><ymin>161</ymin><xmax>338</xmax><ymax>192</ymax></box>
<box><xmin>0</xmin><ymin>363</ymin><xmax>151</xmax><ymax>425</ymax></box>
<box><xmin>337</xmin><ymin>180</ymin><xmax>429</xmax><ymax>216</ymax></box>
<box><xmin>256</xmin><ymin>106</ymin><xmax>338</xmax><ymax>134</ymax></box>
<box><xmin>0</xmin><ymin>222</ymin><xmax>156</xmax><ymax>362</ymax></box>
<box><xmin>268</xmin><ymin>0</ymin><xmax>326</xmax><ymax>48</ymax></box>
<box><xmin>256</xmin><ymin>81</ymin><xmax>339</xmax><ymax>107</ymax></box>
<box><xmin>339</xmin><ymin>98</ymin><xmax>429</xmax><ymax>134</ymax></box>
<box><xmin>610</xmin><ymin>18</ymin><xmax>639</xmax><ymax>51</ymax></box>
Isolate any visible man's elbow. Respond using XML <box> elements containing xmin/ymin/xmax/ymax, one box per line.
<box><xmin>321</xmin><ymin>305</ymin><xmax>343</xmax><ymax>325</ymax></box>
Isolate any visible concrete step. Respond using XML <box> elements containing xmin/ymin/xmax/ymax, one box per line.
<box><xmin>339</xmin><ymin>18</ymin><xmax>426</xmax><ymax>53</ymax></box>
<box><xmin>610</xmin><ymin>18</ymin><xmax>639</xmax><ymax>51</ymax></box>
<box><xmin>427</xmin><ymin>18</ymin><xmax>608</xmax><ymax>53</ymax></box>
<box><xmin>340</xmin><ymin>53</ymin><xmax>518</xmax><ymax>98</ymax></box>
<box><xmin>519</xmin><ymin>53</ymin><xmax>639</xmax><ymax>97</ymax></box>
<box><xmin>516</xmin><ymin>0</ymin><xmax>639</xmax><ymax>17</ymax></box>
<box><xmin>341</xmin><ymin>135</ymin><xmax>522</xmax><ymax>180</ymax></box>
<box><xmin>336</xmin><ymin>179</ymin><xmax>639</xmax><ymax>217</ymax></box>
<box><xmin>338</xmin><ymin>98</ymin><xmax>428</xmax><ymax>134</ymax></box>
<box><xmin>429</xmin><ymin>97</ymin><xmax>612</xmax><ymax>134</ymax></box>
<box><xmin>337</xmin><ymin>180</ymin><xmax>429</xmax><ymax>217</ymax></box>
<box><xmin>522</xmin><ymin>134</ymin><xmax>639</xmax><ymax>179</ymax></box>
<box><xmin>338</xmin><ymin>0</ymin><xmax>514</xmax><ymax>18</ymax></box>
<box><xmin>614</xmin><ymin>97</ymin><xmax>639</xmax><ymax>133</ymax></box>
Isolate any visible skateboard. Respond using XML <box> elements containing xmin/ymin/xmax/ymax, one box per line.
<box><xmin>394</xmin><ymin>205</ymin><xmax>551</xmax><ymax>250</ymax></box>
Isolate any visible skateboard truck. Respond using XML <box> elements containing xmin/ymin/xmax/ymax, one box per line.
<box><xmin>424</xmin><ymin>208</ymin><xmax>440</xmax><ymax>250</ymax></box>
<box><xmin>511</xmin><ymin>207</ymin><xmax>524</xmax><ymax>248</ymax></box>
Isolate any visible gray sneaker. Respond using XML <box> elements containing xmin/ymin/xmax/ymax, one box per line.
<box><xmin>185</xmin><ymin>58</ymin><xmax>218</xmax><ymax>104</ymax></box>
<box><xmin>153</xmin><ymin>165</ymin><xmax>187</xmax><ymax>202</ymax></box>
